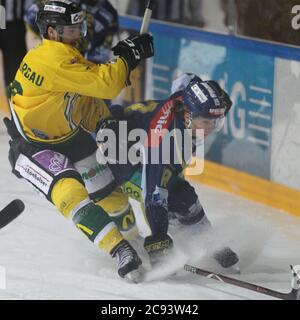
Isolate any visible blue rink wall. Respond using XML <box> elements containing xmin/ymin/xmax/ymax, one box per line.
<box><xmin>119</xmin><ymin>16</ymin><xmax>300</xmax><ymax>197</ymax></box>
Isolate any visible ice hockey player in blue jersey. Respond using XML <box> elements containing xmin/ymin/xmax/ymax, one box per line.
<box><xmin>96</xmin><ymin>73</ymin><xmax>240</xmax><ymax>269</ymax></box>
<box><xmin>24</xmin><ymin>0</ymin><xmax>118</xmax><ymax>63</ymax></box>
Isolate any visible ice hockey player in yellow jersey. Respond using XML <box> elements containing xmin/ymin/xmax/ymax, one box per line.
<box><xmin>4</xmin><ymin>0</ymin><xmax>154</xmax><ymax>282</ymax></box>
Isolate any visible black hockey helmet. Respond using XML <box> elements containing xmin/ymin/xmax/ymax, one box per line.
<box><xmin>36</xmin><ymin>0</ymin><xmax>87</xmax><ymax>39</ymax></box>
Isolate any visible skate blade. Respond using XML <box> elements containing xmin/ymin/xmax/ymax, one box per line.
<box><xmin>124</xmin><ymin>265</ymin><xmax>145</xmax><ymax>283</ymax></box>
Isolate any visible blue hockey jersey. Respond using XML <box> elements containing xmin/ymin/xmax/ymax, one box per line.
<box><xmin>103</xmin><ymin>95</ymin><xmax>198</xmax><ymax>236</ymax></box>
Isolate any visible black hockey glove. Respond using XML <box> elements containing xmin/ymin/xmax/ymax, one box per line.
<box><xmin>112</xmin><ymin>33</ymin><xmax>154</xmax><ymax>71</ymax></box>
<box><xmin>3</xmin><ymin>117</ymin><xmax>22</xmax><ymax>140</ymax></box>
<box><xmin>96</xmin><ymin>117</ymin><xmax>139</xmax><ymax>165</ymax></box>
<box><xmin>3</xmin><ymin>117</ymin><xmax>23</xmax><ymax>178</ymax></box>
<box><xmin>144</xmin><ymin>234</ymin><xmax>173</xmax><ymax>266</ymax></box>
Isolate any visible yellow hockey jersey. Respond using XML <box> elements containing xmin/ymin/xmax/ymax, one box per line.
<box><xmin>8</xmin><ymin>39</ymin><xmax>128</xmax><ymax>144</ymax></box>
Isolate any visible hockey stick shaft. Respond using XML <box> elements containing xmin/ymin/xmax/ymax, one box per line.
<box><xmin>140</xmin><ymin>0</ymin><xmax>154</xmax><ymax>34</ymax></box>
<box><xmin>184</xmin><ymin>264</ymin><xmax>299</xmax><ymax>300</ymax></box>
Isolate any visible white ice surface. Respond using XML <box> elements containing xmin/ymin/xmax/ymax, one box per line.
<box><xmin>0</xmin><ymin>121</ymin><xmax>300</xmax><ymax>300</ymax></box>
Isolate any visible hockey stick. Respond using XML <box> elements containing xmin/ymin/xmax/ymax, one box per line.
<box><xmin>0</xmin><ymin>199</ymin><xmax>25</xmax><ymax>229</ymax></box>
<box><xmin>140</xmin><ymin>0</ymin><xmax>155</xmax><ymax>34</ymax></box>
<box><xmin>184</xmin><ymin>264</ymin><xmax>300</xmax><ymax>300</ymax></box>
<box><xmin>124</xmin><ymin>0</ymin><xmax>154</xmax><ymax>86</ymax></box>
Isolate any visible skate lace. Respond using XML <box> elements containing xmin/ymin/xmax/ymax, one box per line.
<box><xmin>115</xmin><ymin>243</ymin><xmax>135</xmax><ymax>269</ymax></box>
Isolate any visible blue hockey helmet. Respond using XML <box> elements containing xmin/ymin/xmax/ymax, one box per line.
<box><xmin>180</xmin><ymin>76</ymin><xmax>232</xmax><ymax>134</ymax></box>
<box><xmin>182</xmin><ymin>77</ymin><xmax>232</xmax><ymax>120</ymax></box>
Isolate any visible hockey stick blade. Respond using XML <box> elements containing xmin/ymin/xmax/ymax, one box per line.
<box><xmin>0</xmin><ymin>199</ymin><xmax>25</xmax><ymax>229</ymax></box>
<box><xmin>184</xmin><ymin>264</ymin><xmax>300</xmax><ymax>300</ymax></box>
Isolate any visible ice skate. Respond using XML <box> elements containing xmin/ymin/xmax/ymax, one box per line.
<box><xmin>111</xmin><ymin>240</ymin><xmax>144</xmax><ymax>283</ymax></box>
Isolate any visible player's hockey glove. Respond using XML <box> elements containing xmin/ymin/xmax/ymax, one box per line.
<box><xmin>112</xmin><ymin>33</ymin><xmax>154</xmax><ymax>71</ymax></box>
<box><xmin>3</xmin><ymin>117</ymin><xmax>23</xmax><ymax>178</ymax></box>
<box><xmin>144</xmin><ymin>234</ymin><xmax>173</xmax><ymax>266</ymax></box>
<box><xmin>96</xmin><ymin>117</ymin><xmax>140</xmax><ymax>166</ymax></box>
<box><xmin>3</xmin><ymin>117</ymin><xmax>22</xmax><ymax>141</ymax></box>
